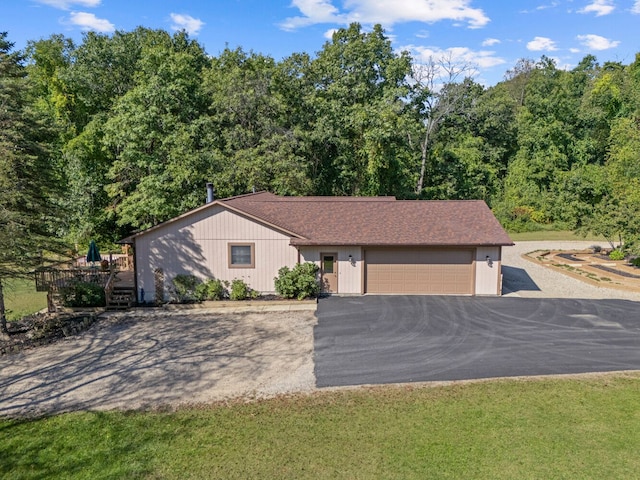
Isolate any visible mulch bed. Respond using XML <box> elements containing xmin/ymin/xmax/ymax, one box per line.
<box><xmin>591</xmin><ymin>264</ymin><xmax>640</xmax><ymax>279</ymax></box>
<box><xmin>1</xmin><ymin>312</ymin><xmax>98</xmax><ymax>356</ymax></box>
<box><xmin>556</xmin><ymin>253</ymin><xmax>585</xmax><ymax>262</ymax></box>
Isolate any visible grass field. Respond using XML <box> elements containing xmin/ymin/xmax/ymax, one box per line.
<box><xmin>2</xmin><ymin>374</ymin><xmax>639</xmax><ymax>479</ymax></box>
<box><xmin>2</xmin><ymin>277</ymin><xmax>47</xmax><ymax>321</ymax></box>
<box><xmin>508</xmin><ymin>230</ymin><xmax>608</xmax><ymax>242</ymax></box>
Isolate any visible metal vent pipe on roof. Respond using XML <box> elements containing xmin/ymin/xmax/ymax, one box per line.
<box><xmin>206</xmin><ymin>182</ymin><xmax>215</xmax><ymax>203</ymax></box>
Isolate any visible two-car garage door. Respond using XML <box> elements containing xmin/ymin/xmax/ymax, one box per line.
<box><xmin>365</xmin><ymin>248</ymin><xmax>474</xmax><ymax>295</ymax></box>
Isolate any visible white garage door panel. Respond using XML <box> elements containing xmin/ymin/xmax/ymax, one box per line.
<box><xmin>365</xmin><ymin>249</ymin><xmax>474</xmax><ymax>294</ymax></box>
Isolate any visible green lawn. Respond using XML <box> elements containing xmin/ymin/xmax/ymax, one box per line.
<box><xmin>2</xmin><ymin>374</ymin><xmax>639</xmax><ymax>479</ymax></box>
<box><xmin>2</xmin><ymin>277</ymin><xmax>47</xmax><ymax>321</ymax></box>
<box><xmin>508</xmin><ymin>230</ymin><xmax>608</xmax><ymax>242</ymax></box>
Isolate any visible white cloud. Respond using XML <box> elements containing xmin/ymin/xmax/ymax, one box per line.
<box><xmin>36</xmin><ymin>0</ymin><xmax>100</xmax><ymax>10</ymax></box>
<box><xmin>405</xmin><ymin>44</ymin><xmax>506</xmax><ymax>71</ymax></box>
<box><xmin>69</xmin><ymin>11</ymin><xmax>114</xmax><ymax>32</ymax></box>
<box><xmin>576</xmin><ymin>34</ymin><xmax>620</xmax><ymax>50</ymax></box>
<box><xmin>170</xmin><ymin>13</ymin><xmax>205</xmax><ymax>35</ymax></box>
<box><xmin>569</xmin><ymin>47</ymin><xmax>581</xmax><ymax>53</ymax></box>
<box><xmin>632</xmin><ymin>0</ymin><xmax>640</xmax><ymax>13</ymax></box>
<box><xmin>482</xmin><ymin>38</ymin><xmax>500</xmax><ymax>46</ymax></box>
<box><xmin>578</xmin><ymin>0</ymin><xmax>615</xmax><ymax>16</ymax></box>
<box><xmin>324</xmin><ymin>28</ymin><xmax>338</xmax><ymax>39</ymax></box>
<box><xmin>280</xmin><ymin>0</ymin><xmax>489</xmax><ymax>31</ymax></box>
<box><xmin>527</xmin><ymin>36</ymin><xmax>558</xmax><ymax>51</ymax></box>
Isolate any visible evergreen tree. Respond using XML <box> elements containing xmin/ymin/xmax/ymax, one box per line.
<box><xmin>0</xmin><ymin>33</ymin><xmax>67</xmax><ymax>333</ymax></box>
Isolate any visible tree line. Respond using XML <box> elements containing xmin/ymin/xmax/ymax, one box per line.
<box><xmin>3</xmin><ymin>23</ymin><xmax>640</xmax><ymax>254</ymax></box>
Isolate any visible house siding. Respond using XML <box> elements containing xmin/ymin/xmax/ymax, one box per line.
<box><xmin>299</xmin><ymin>247</ymin><xmax>363</xmax><ymax>294</ymax></box>
<box><xmin>474</xmin><ymin>246</ymin><xmax>502</xmax><ymax>295</ymax></box>
<box><xmin>135</xmin><ymin>206</ymin><xmax>297</xmax><ymax>302</ymax></box>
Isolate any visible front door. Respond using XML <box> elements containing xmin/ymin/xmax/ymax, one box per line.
<box><xmin>320</xmin><ymin>253</ymin><xmax>338</xmax><ymax>293</ymax></box>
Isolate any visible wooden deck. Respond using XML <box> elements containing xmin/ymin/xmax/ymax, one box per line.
<box><xmin>113</xmin><ymin>270</ymin><xmax>135</xmax><ymax>289</ymax></box>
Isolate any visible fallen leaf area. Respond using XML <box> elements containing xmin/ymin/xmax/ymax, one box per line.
<box><xmin>1</xmin><ymin>312</ymin><xmax>97</xmax><ymax>355</ymax></box>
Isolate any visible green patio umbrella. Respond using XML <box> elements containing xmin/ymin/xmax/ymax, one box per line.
<box><xmin>86</xmin><ymin>239</ymin><xmax>101</xmax><ymax>267</ymax></box>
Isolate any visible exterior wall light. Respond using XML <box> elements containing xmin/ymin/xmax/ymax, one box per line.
<box><xmin>486</xmin><ymin>255</ymin><xmax>493</xmax><ymax>267</ymax></box>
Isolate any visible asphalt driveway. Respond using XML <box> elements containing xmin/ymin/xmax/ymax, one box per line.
<box><xmin>314</xmin><ymin>296</ymin><xmax>640</xmax><ymax>387</ymax></box>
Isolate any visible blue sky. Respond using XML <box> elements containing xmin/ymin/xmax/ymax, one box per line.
<box><xmin>4</xmin><ymin>0</ymin><xmax>640</xmax><ymax>85</ymax></box>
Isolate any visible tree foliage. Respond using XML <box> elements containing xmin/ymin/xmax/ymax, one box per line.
<box><xmin>4</xmin><ymin>21</ymin><xmax>640</xmax><ymax>285</ymax></box>
<box><xmin>0</xmin><ymin>33</ymin><xmax>67</xmax><ymax>332</ymax></box>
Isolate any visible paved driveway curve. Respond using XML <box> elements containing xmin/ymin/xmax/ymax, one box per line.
<box><xmin>314</xmin><ymin>296</ymin><xmax>640</xmax><ymax>387</ymax></box>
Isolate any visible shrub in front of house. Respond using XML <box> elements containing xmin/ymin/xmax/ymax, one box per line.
<box><xmin>171</xmin><ymin>274</ymin><xmax>203</xmax><ymax>303</ymax></box>
<box><xmin>274</xmin><ymin>262</ymin><xmax>320</xmax><ymax>300</ymax></box>
<box><xmin>61</xmin><ymin>280</ymin><xmax>106</xmax><ymax>308</ymax></box>
<box><xmin>229</xmin><ymin>278</ymin><xmax>259</xmax><ymax>301</ymax></box>
<box><xmin>609</xmin><ymin>250</ymin><xmax>625</xmax><ymax>261</ymax></box>
<box><xmin>196</xmin><ymin>278</ymin><xmax>229</xmax><ymax>301</ymax></box>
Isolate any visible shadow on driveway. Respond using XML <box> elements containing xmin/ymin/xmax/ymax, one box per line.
<box><xmin>501</xmin><ymin>265</ymin><xmax>541</xmax><ymax>295</ymax></box>
<box><xmin>314</xmin><ymin>296</ymin><xmax>640</xmax><ymax>387</ymax></box>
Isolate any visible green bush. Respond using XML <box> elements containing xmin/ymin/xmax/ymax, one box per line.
<box><xmin>229</xmin><ymin>278</ymin><xmax>259</xmax><ymax>301</ymax></box>
<box><xmin>171</xmin><ymin>274</ymin><xmax>202</xmax><ymax>303</ymax></box>
<box><xmin>195</xmin><ymin>278</ymin><xmax>229</xmax><ymax>301</ymax></box>
<box><xmin>60</xmin><ymin>280</ymin><xmax>106</xmax><ymax>308</ymax></box>
<box><xmin>274</xmin><ymin>262</ymin><xmax>320</xmax><ymax>300</ymax></box>
<box><xmin>609</xmin><ymin>250</ymin><xmax>625</xmax><ymax>261</ymax></box>
<box><xmin>630</xmin><ymin>257</ymin><xmax>640</xmax><ymax>268</ymax></box>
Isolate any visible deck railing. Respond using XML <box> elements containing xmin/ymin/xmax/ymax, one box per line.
<box><xmin>103</xmin><ymin>269</ymin><xmax>118</xmax><ymax>305</ymax></box>
<box><xmin>73</xmin><ymin>254</ymin><xmax>133</xmax><ymax>271</ymax></box>
<box><xmin>34</xmin><ymin>268</ymin><xmax>111</xmax><ymax>292</ymax></box>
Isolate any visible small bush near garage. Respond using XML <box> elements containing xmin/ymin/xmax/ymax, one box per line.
<box><xmin>195</xmin><ymin>278</ymin><xmax>229</xmax><ymax>301</ymax></box>
<box><xmin>229</xmin><ymin>278</ymin><xmax>259</xmax><ymax>300</ymax></box>
<box><xmin>60</xmin><ymin>281</ymin><xmax>106</xmax><ymax>308</ymax></box>
<box><xmin>609</xmin><ymin>249</ymin><xmax>625</xmax><ymax>261</ymax></box>
<box><xmin>171</xmin><ymin>274</ymin><xmax>202</xmax><ymax>303</ymax></box>
<box><xmin>274</xmin><ymin>263</ymin><xmax>320</xmax><ymax>300</ymax></box>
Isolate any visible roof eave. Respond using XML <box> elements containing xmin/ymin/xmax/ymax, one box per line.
<box><xmin>290</xmin><ymin>240</ymin><xmax>515</xmax><ymax>247</ymax></box>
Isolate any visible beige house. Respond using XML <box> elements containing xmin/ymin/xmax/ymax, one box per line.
<box><xmin>124</xmin><ymin>192</ymin><xmax>513</xmax><ymax>302</ymax></box>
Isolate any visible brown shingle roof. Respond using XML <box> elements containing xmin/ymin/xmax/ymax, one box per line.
<box><xmin>224</xmin><ymin>192</ymin><xmax>513</xmax><ymax>247</ymax></box>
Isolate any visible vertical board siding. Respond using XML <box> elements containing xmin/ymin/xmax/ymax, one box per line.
<box><xmin>136</xmin><ymin>206</ymin><xmax>297</xmax><ymax>302</ymax></box>
<box><xmin>299</xmin><ymin>247</ymin><xmax>363</xmax><ymax>294</ymax></box>
<box><xmin>475</xmin><ymin>246</ymin><xmax>501</xmax><ymax>295</ymax></box>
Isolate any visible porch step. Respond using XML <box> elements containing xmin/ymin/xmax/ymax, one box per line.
<box><xmin>106</xmin><ymin>286</ymin><xmax>136</xmax><ymax>310</ymax></box>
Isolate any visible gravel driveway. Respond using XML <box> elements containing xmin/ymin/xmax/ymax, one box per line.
<box><xmin>502</xmin><ymin>241</ymin><xmax>640</xmax><ymax>301</ymax></box>
<box><xmin>0</xmin><ymin>308</ymin><xmax>316</xmax><ymax>417</ymax></box>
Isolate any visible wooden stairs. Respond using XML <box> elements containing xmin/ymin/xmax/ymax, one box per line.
<box><xmin>106</xmin><ymin>285</ymin><xmax>136</xmax><ymax>310</ymax></box>
<box><xmin>105</xmin><ymin>270</ymin><xmax>136</xmax><ymax>311</ymax></box>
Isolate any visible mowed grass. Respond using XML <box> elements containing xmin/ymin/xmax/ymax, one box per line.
<box><xmin>2</xmin><ymin>277</ymin><xmax>47</xmax><ymax>321</ymax></box>
<box><xmin>508</xmin><ymin>230</ymin><xmax>608</xmax><ymax>242</ymax></box>
<box><xmin>2</xmin><ymin>375</ymin><xmax>639</xmax><ymax>479</ymax></box>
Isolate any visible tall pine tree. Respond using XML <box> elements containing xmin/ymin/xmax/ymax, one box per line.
<box><xmin>0</xmin><ymin>32</ymin><xmax>66</xmax><ymax>334</ymax></box>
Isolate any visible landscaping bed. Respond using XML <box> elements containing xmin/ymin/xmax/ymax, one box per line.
<box><xmin>524</xmin><ymin>249</ymin><xmax>640</xmax><ymax>292</ymax></box>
